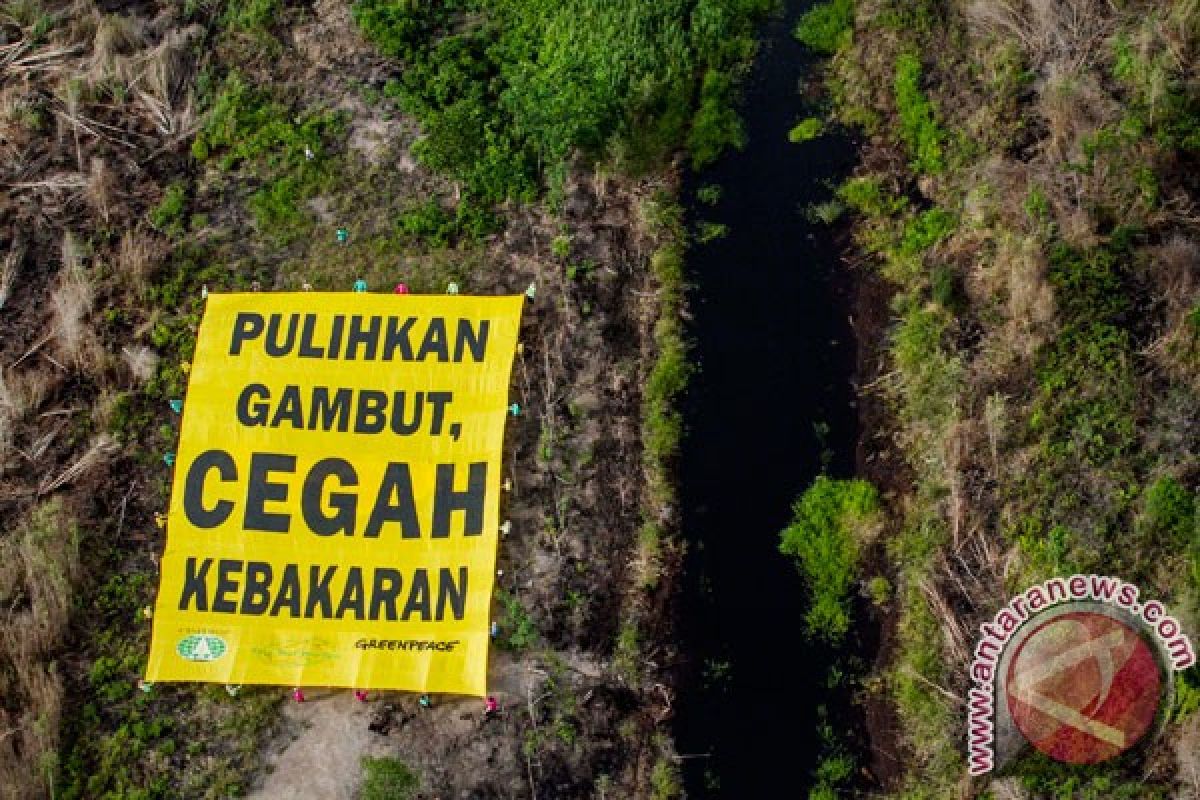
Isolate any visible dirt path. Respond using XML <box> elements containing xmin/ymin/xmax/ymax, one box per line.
<box><xmin>249</xmin><ymin>691</ymin><xmax>391</xmax><ymax>800</ymax></box>
<box><xmin>248</xmin><ymin>652</ymin><xmax>541</xmax><ymax>799</ymax></box>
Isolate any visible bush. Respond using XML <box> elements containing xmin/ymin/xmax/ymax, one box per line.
<box><xmin>649</xmin><ymin>757</ymin><xmax>682</xmax><ymax>800</ymax></box>
<box><xmin>149</xmin><ymin>183</ymin><xmax>187</xmax><ymax>233</ymax></box>
<box><xmin>899</xmin><ymin>209</ymin><xmax>956</xmax><ymax>257</ymax></box>
<box><xmin>696</xmin><ymin>184</ymin><xmax>721</xmax><ymax>205</ymax></box>
<box><xmin>643</xmin><ymin>334</ymin><xmax>690</xmax><ymax>465</ymax></box>
<box><xmin>222</xmin><ymin>0</ymin><xmax>280</xmax><ymax>33</ymax></box>
<box><xmin>1140</xmin><ymin>476</ymin><xmax>1196</xmax><ymax>551</ymax></box>
<box><xmin>397</xmin><ymin>200</ymin><xmax>457</xmax><ymax>246</ymax></box>
<box><xmin>688</xmin><ymin>69</ymin><xmax>745</xmax><ymax>168</ymax></box>
<box><xmin>789</xmin><ymin>117</ymin><xmax>825</xmax><ymax>143</ymax></box>
<box><xmin>794</xmin><ymin>0</ymin><xmax>854</xmax><ymax>54</ymax></box>
<box><xmin>837</xmin><ymin>175</ymin><xmax>907</xmax><ymax>218</ymax></box>
<box><xmin>893</xmin><ymin>53</ymin><xmax>945</xmax><ymax>174</ymax></box>
<box><xmin>779</xmin><ymin>477</ymin><xmax>881</xmax><ymax>642</ymax></box>
<box><xmin>495</xmin><ymin>589</ymin><xmax>538</xmax><ymax>650</ymax></box>
<box><xmin>360</xmin><ymin>757</ymin><xmax>418</xmax><ymax>800</ymax></box>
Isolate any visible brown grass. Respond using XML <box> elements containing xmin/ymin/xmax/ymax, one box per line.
<box><xmin>0</xmin><ymin>375</ymin><xmax>12</xmax><ymax>472</ymax></box>
<box><xmin>85</xmin><ymin>155</ymin><xmax>117</xmax><ymax>223</ymax></box>
<box><xmin>134</xmin><ymin>26</ymin><xmax>201</xmax><ymax>137</ymax></box>
<box><xmin>0</xmin><ymin>497</ymin><xmax>79</xmax><ymax>800</ymax></box>
<box><xmin>116</xmin><ymin>228</ymin><xmax>162</xmax><ymax>287</ymax></box>
<box><xmin>1037</xmin><ymin>62</ymin><xmax>1117</xmax><ymax>162</ymax></box>
<box><xmin>38</xmin><ymin>433</ymin><xmax>118</xmax><ymax>495</ymax></box>
<box><xmin>0</xmin><ymin>243</ymin><xmax>20</xmax><ymax>311</ymax></box>
<box><xmin>121</xmin><ymin>343</ymin><xmax>159</xmax><ymax>384</ymax></box>
<box><xmin>0</xmin><ymin>367</ymin><xmax>54</xmax><ymax>473</ymax></box>
<box><xmin>88</xmin><ymin>13</ymin><xmax>143</xmax><ymax>87</ymax></box>
<box><xmin>966</xmin><ymin>0</ymin><xmax>1115</xmax><ymax>69</ymax></box>
<box><xmin>50</xmin><ymin>234</ymin><xmax>96</xmax><ymax>371</ymax></box>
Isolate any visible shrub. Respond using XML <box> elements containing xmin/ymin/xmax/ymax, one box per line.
<box><xmin>779</xmin><ymin>477</ymin><xmax>882</xmax><ymax>642</ymax></box>
<box><xmin>495</xmin><ymin>589</ymin><xmax>538</xmax><ymax>650</ymax></box>
<box><xmin>649</xmin><ymin>757</ymin><xmax>682</xmax><ymax>800</ymax></box>
<box><xmin>248</xmin><ymin>176</ymin><xmax>302</xmax><ymax>232</ymax></box>
<box><xmin>899</xmin><ymin>209</ymin><xmax>956</xmax><ymax>257</ymax></box>
<box><xmin>1140</xmin><ymin>476</ymin><xmax>1196</xmax><ymax>551</ymax></box>
<box><xmin>695</xmin><ymin>221</ymin><xmax>728</xmax><ymax>243</ymax></box>
<box><xmin>688</xmin><ymin>69</ymin><xmax>745</xmax><ymax>168</ymax></box>
<box><xmin>696</xmin><ymin>184</ymin><xmax>722</xmax><ymax>205</ymax></box>
<box><xmin>360</xmin><ymin>757</ymin><xmax>418</xmax><ymax>800</ymax></box>
<box><xmin>789</xmin><ymin>117</ymin><xmax>825</xmax><ymax>143</ymax></box>
<box><xmin>222</xmin><ymin>0</ymin><xmax>280</xmax><ymax>33</ymax></box>
<box><xmin>794</xmin><ymin>0</ymin><xmax>854</xmax><ymax>55</ymax></box>
<box><xmin>893</xmin><ymin>53</ymin><xmax>945</xmax><ymax>174</ymax></box>
<box><xmin>397</xmin><ymin>200</ymin><xmax>457</xmax><ymax>246</ymax></box>
<box><xmin>149</xmin><ymin>183</ymin><xmax>187</xmax><ymax>233</ymax></box>
<box><xmin>837</xmin><ymin>175</ymin><xmax>907</xmax><ymax>218</ymax></box>
<box><xmin>643</xmin><ymin>333</ymin><xmax>690</xmax><ymax>466</ymax></box>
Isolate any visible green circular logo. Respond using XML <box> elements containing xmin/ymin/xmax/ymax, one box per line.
<box><xmin>177</xmin><ymin>634</ymin><xmax>228</xmax><ymax>662</ymax></box>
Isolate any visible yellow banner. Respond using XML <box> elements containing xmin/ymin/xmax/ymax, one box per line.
<box><xmin>145</xmin><ymin>293</ymin><xmax>523</xmax><ymax>696</ymax></box>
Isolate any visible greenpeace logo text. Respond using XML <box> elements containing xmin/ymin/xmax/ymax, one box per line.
<box><xmin>354</xmin><ymin>638</ymin><xmax>461</xmax><ymax>652</ymax></box>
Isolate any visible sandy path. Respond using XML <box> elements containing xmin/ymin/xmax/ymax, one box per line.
<box><xmin>249</xmin><ymin>690</ymin><xmax>392</xmax><ymax>800</ymax></box>
<box><xmin>246</xmin><ymin>651</ymin><xmax>551</xmax><ymax>799</ymax></box>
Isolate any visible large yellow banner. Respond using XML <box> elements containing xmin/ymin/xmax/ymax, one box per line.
<box><xmin>145</xmin><ymin>293</ymin><xmax>523</xmax><ymax>696</ymax></box>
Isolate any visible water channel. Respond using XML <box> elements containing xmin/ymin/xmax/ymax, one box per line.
<box><xmin>674</xmin><ymin>2</ymin><xmax>861</xmax><ymax>794</ymax></box>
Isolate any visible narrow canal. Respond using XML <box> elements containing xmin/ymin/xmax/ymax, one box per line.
<box><xmin>674</xmin><ymin>1</ymin><xmax>860</xmax><ymax>795</ymax></box>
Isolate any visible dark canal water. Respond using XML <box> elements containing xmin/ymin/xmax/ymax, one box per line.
<box><xmin>674</xmin><ymin>1</ymin><xmax>860</xmax><ymax>795</ymax></box>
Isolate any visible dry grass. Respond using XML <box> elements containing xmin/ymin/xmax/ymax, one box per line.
<box><xmin>1178</xmin><ymin>713</ymin><xmax>1200</xmax><ymax>799</ymax></box>
<box><xmin>0</xmin><ymin>243</ymin><xmax>20</xmax><ymax>310</ymax></box>
<box><xmin>0</xmin><ymin>5</ymin><xmax>211</xmax><ymax>798</ymax></box>
<box><xmin>116</xmin><ymin>228</ymin><xmax>161</xmax><ymax>286</ymax></box>
<box><xmin>0</xmin><ymin>497</ymin><xmax>79</xmax><ymax>800</ymax></box>
<box><xmin>0</xmin><ymin>377</ymin><xmax>12</xmax><ymax>472</ymax></box>
<box><xmin>1037</xmin><ymin>62</ymin><xmax>1118</xmax><ymax>162</ymax></box>
<box><xmin>38</xmin><ymin>432</ymin><xmax>118</xmax><ymax>495</ymax></box>
<box><xmin>85</xmin><ymin>155</ymin><xmax>117</xmax><ymax>223</ymax></box>
<box><xmin>88</xmin><ymin>13</ymin><xmax>143</xmax><ymax>86</ymax></box>
<box><xmin>121</xmin><ymin>343</ymin><xmax>158</xmax><ymax>384</ymax></box>
<box><xmin>966</xmin><ymin>0</ymin><xmax>1115</xmax><ymax>69</ymax></box>
<box><xmin>50</xmin><ymin>234</ymin><xmax>96</xmax><ymax>371</ymax></box>
<box><xmin>0</xmin><ymin>367</ymin><xmax>53</xmax><ymax>472</ymax></box>
<box><xmin>134</xmin><ymin>26</ymin><xmax>201</xmax><ymax>137</ymax></box>
<box><xmin>1003</xmin><ymin>234</ymin><xmax>1057</xmax><ymax>354</ymax></box>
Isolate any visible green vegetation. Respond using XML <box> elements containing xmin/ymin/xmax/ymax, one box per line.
<box><xmin>893</xmin><ymin>53</ymin><xmax>945</xmax><ymax>174</ymax></box>
<box><xmin>149</xmin><ymin>183</ymin><xmax>187</xmax><ymax>234</ymax></box>
<box><xmin>190</xmin><ymin>72</ymin><xmax>345</xmax><ymax>238</ymax></box>
<box><xmin>696</xmin><ymin>184</ymin><xmax>722</xmax><ymax>205</ymax></box>
<box><xmin>788</xmin><ymin>117</ymin><xmax>825</xmax><ymax>143</ymax></box>
<box><xmin>640</xmin><ymin>192</ymin><xmax>690</xmax><ymax>492</ymax></box>
<box><xmin>649</xmin><ymin>755</ymin><xmax>682</xmax><ymax>800</ymax></box>
<box><xmin>360</xmin><ymin>757</ymin><xmax>419</xmax><ymax>800</ymax></box>
<box><xmin>495</xmin><ymin>589</ymin><xmax>539</xmax><ymax>650</ymax></box>
<box><xmin>779</xmin><ymin>477</ymin><xmax>881</xmax><ymax>642</ymax></box>
<box><xmin>803</xmin><ymin>0</ymin><xmax>1200</xmax><ymax>795</ymax></box>
<box><xmin>794</xmin><ymin>0</ymin><xmax>854</xmax><ymax>55</ymax></box>
<box><xmin>356</xmin><ymin>0</ymin><xmax>772</xmax><ymax>198</ymax></box>
<box><xmin>7</xmin><ymin>0</ymin><xmax>743</xmax><ymax>795</ymax></box>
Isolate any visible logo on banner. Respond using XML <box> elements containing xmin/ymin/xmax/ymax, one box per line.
<box><xmin>177</xmin><ymin>634</ymin><xmax>228</xmax><ymax>662</ymax></box>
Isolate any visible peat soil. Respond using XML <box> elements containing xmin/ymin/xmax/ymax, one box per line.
<box><xmin>673</xmin><ymin>1</ymin><xmax>862</xmax><ymax>796</ymax></box>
